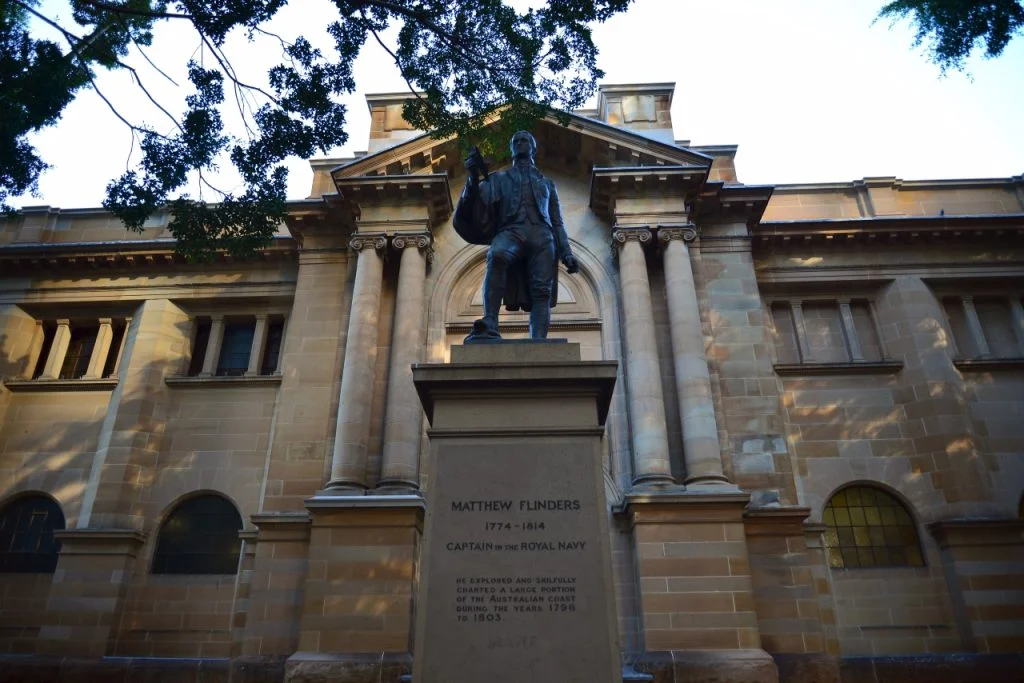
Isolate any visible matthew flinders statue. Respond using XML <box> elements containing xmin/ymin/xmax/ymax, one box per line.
<box><xmin>453</xmin><ymin>131</ymin><xmax>579</xmax><ymax>342</ymax></box>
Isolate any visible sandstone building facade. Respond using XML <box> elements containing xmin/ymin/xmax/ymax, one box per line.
<box><xmin>1</xmin><ymin>83</ymin><xmax>1022</xmax><ymax>682</ymax></box>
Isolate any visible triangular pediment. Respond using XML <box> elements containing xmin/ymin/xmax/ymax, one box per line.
<box><xmin>330</xmin><ymin>110</ymin><xmax>712</xmax><ymax>183</ymax></box>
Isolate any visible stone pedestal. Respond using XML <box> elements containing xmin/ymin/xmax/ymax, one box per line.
<box><xmin>411</xmin><ymin>342</ymin><xmax>620</xmax><ymax>683</ymax></box>
<box><xmin>283</xmin><ymin>498</ymin><xmax>422</xmax><ymax>683</ymax></box>
<box><xmin>618</xmin><ymin>492</ymin><xmax>779</xmax><ymax>683</ymax></box>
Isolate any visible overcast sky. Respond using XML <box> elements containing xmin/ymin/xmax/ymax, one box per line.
<box><xmin>13</xmin><ymin>0</ymin><xmax>1024</xmax><ymax>210</ymax></box>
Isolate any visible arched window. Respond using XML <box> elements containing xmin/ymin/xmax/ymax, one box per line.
<box><xmin>823</xmin><ymin>485</ymin><xmax>924</xmax><ymax>569</ymax></box>
<box><xmin>152</xmin><ymin>494</ymin><xmax>243</xmax><ymax>575</ymax></box>
<box><xmin>0</xmin><ymin>494</ymin><xmax>65</xmax><ymax>573</ymax></box>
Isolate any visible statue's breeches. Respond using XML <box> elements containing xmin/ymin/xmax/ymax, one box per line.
<box><xmin>488</xmin><ymin>223</ymin><xmax>556</xmax><ymax>301</ymax></box>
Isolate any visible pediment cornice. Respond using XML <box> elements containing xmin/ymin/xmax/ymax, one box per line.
<box><xmin>329</xmin><ymin>110</ymin><xmax>713</xmax><ymax>184</ymax></box>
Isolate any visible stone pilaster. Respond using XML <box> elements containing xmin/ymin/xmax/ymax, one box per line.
<box><xmin>36</xmin><ymin>529</ymin><xmax>144</xmax><ymax>658</ymax></box>
<box><xmin>620</xmin><ymin>492</ymin><xmax>778</xmax><ymax>682</ymax></box>
<box><xmin>78</xmin><ymin>300</ymin><xmax>191</xmax><ymax>529</ymax></box>
<box><xmin>325</xmin><ymin>233</ymin><xmax>387</xmax><ymax>492</ymax></box>
<box><xmin>39</xmin><ymin>319</ymin><xmax>71</xmax><ymax>379</ymax></box>
<box><xmin>246</xmin><ymin>313</ymin><xmax>269</xmax><ymax>376</ymax></box>
<box><xmin>378</xmin><ymin>232</ymin><xmax>432</xmax><ymax>492</ymax></box>
<box><xmin>82</xmin><ymin>318</ymin><xmax>113</xmax><ymax>379</ymax></box>
<box><xmin>285</xmin><ymin>497</ymin><xmax>421</xmax><ymax>682</ymax></box>
<box><xmin>200</xmin><ymin>314</ymin><xmax>225</xmax><ymax>376</ymax></box>
<box><xmin>237</xmin><ymin>513</ymin><xmax>310</xmax><ymax>673</ymax></box>
<box><xmin>612</xmin><ymin>227</ymin><xmax>674</xmax><ymax>487</ymax></box>
<box><xmin>929</xmin><ymin>519</ymin><xmax>1024</xmax><ymax>653</ymax></box>
<box><xmin>658</xmin><ymin>226</ymin><xmax>730</xmax><ymax>487</ymax></box>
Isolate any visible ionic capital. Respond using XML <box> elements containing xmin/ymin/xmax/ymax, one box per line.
<box><xmin>611</xmin><ymin>227</ymin><xmax>653</xmax><ymax>248</ymax></box>
<box><xmin>392</xmin><ymin>232</ymin><xmax>432</xmax><ymax>250</ymax></box>
<box><xmin>349</xmin><ymin>234</ymin><xmax>387</xmax><ymax>252</ymax></box>
<box><xmin>657</xmin><ymin>225</ymin><xmax>697</xmax><ymax>244</ymax></box>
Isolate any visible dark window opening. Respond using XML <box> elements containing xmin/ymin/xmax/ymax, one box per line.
<box><xmin>59</xmin><ymin>325</ymin><xmax>98</xmax><ymax>379</ymax></box>
<box><xmin>152</xmin><ymin>495</ymin><xmax>243</xmax><ymax>575</ymax></box>
<box><xmin>260</xmin><ymin>320</ymin><xmax>284</xmax><ymax>375</ymax></box>
<box><xmin>187</xmin><ymin>320</ymin><xmax>212</xmax><ymax>376</ymax></box>
<box><xmin>32</xmin><ymin>324</ymin><xmax>55</xmax><ymax>378</ymax></box>
<box><xmin>823</xmin><ymin>485</ymin><xmax>924</xmax><ymax>569</ymax></box>
<box><xmin>0</xmin><ymin>495</ymin><xmax>65</xmax><ymax>573</ymax></box>
<box><xmin>102</xmin><ymin>321</ymin><xmax>128</xmax><ymax>378</ymax></box>
<box><xmin>216</xmin><ymin>322</ymin><xmax>254</xmax><ymax>377</ymax></box>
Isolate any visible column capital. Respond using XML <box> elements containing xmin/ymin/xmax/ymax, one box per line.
<box><xmin>391</xmin><ymin>232</ymin><xmax>432</xmax><ymax>250</ymax></box>
<box><xmin>97</xmin><ymin>317</ymin><xmax>113</xmax><ymax>326</ymax></box>
<box><xmin>611</xmin><ymin>226</ymin><xmax>653</xmax><ymax>247</ymax></box>
<box><xmin>392</xmin><ymin>232</ymin><xmax>434</xmax><ymax>263</ymax></box>
<box><xmin>349</xmin><ymin>233</ymin><xmax>387</xmax><ymax>252</ymax></box>
<box><xmin>657</xmin><ymin>225</ymin><xmax>697</xmax><ymax>243</ymax></box>
<box><xmin>55</xmin><ymin>318</ymin><xmax>71</xmax><ymax>327</ymax></box>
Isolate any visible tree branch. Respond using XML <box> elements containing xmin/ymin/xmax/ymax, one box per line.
<box><xmin>77</xmin><ymin>0</ymin><xmax>193</xmax><ymax>21</ymax></box>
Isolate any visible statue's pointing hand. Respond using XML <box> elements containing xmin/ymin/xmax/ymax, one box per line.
<box><xmin>464</xmin><ymin>146</ymin><xmax>488</xmax><ymax>184</ymax></box>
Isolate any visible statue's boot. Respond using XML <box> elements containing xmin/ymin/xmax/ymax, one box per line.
<box><xmin>529</xmin><ymin>299</ymin><xmax>550</xmax><ymax>339</ymax></box>
<box><xmin>465</xmin><ymin>268</ymin><xmax>505</xmax><ymax>343</ymax></box>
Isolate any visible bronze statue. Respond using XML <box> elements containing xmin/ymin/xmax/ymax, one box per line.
<box><xmin>453</xmin><ymin>131</ymin><xmax>579</xmax><ymax>342</ymax></box>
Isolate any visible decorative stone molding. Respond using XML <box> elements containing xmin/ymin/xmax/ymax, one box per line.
<box><xmin>165</xmin><ymin>374</ymin><xmax>283</xmax><ymax>388</ymax></box>
<box><xmin>773</xmin><ymin>361</ymin><xmax>904</xmax><ymax>376</ymax></box>
<box><xmin>3</xmin><ymin>378</ymin><xmax>119</xmax><ymax>392</ymax></box>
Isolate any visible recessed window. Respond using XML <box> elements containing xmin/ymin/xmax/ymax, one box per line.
<box><xmin>217</xmin><ymin>323</ymin><xmax>255</xmax><ymax>376</ymax></box>
<box><xmin>823</xmin><ymin>485</ymin><xmax>924</xmax><ymax>569</ymax></box>
<box><xmin>261</xmin><ymin>320</ymin><xmax>285</xmax><ymax>375</ymax></box>
<box><xmin>60</xmin><ymin>325</ymin><xmax>98</xmax><ymax>379</ymax></box>
<box><xmin>152</xmin><ymin>495</ymin><xmax>243</xmax><ymax>575</ymax></box>
<box><xmin>942</xmin><ymin>294</ymin><xmax>1024</xmax><ymax>359</ymax></box>
<box><xmin>0</xmin><ymin>495</ymin><xmax>65</xmax><ymax>573</ymax></box>
<box><xmin>769</xmin><ymin>298</ymin><xmax>883</xmax><ymax>364</ymax></box>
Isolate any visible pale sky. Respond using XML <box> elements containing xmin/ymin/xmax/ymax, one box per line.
<box><xmin>12</xmin><ymin>0</ymin><xmax>1024</xmax><ymax>210</ymax></box>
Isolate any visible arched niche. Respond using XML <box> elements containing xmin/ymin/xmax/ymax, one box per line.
<box><xmin>439</xmin><ymin>245</ymin><xmax>603</xmax><ymax>361</ymax></box>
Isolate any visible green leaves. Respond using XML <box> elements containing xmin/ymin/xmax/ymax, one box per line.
<box><xmin>878</xmin><ymin>0</ymin><xmax>1024</xmax><ymax>73</ymax></box>
<box><xmin>3</xmin><ymin>0</ymin><xmax>632</xmax><ymax>259</ymax></box>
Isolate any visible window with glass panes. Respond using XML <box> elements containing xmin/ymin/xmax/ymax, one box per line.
<box><xmin>152</xmin><ymin>495</ymin><xmax>242</xmax><ymax>575</ymax></box>
<box><xmin>0</xmin><ymin>495</ymin><xmax>65</xmax><ymax>573</ymax></box>
<box><xmin>822</xmin><ymin>486</ymin><xmax>924</xmax><ymax>569</ymax></box>
<box><xmin>216</xmin><ymin>322</ymin><xmax>255</xmax><ymax>376</ymax></box>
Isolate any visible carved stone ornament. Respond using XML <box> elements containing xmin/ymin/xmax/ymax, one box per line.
<box><xmin>657</xmin><ymin>225</ymin><xmax>698</xmax><ymax>243</ymax></box>
<box><xmin>349</xmin><ymin>234</ymin><xmax>388</xmax><ymax>252</ymax></box>
<box><xmin>611</xmin><ymin>227</ymin><xmax>654</xmax><ymax>247</ymax></box>
<box><xmin>392</xmin><ymin>232</ymin><xmax>435</xmax><ymax>263</ymax></box>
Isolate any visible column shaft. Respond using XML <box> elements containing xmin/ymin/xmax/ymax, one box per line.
<box><xmin>659</xmin><ymin>229</ymin><xmax>728</xmax><ymax>486</ymax></box>
<box><xmin>379</xmin><ymin>234</ymin><xmax>431</xmax><ymax>491</ymax></box>
<box><xmin>246</xmin><ymin>314</ymin><xmax>269</xmax><ymax>376</ymax></box>
<box><xmin>1008</xmin><ymin>297</ymin><xmax>1024</xmax><ymax>355</ymax></box>
<box><xmin>838</xmin><ymin>300</ymin><xmax>864</xmax><ymax>361</ymax></box>
<box><xmin>40</xmin><ymin>319</ymin><xmax>71</xmax><ymax>379</ymax></box>
<box><xmin>201</xmin><ymin>315</ymin><xmax>225</xmax><ymax>376</ymax></box>
<box><xmin>961</xmin><ymin>296</ymin><xmax>991</xmax><ymax>358</ymax></box>
<box><xmin>83</xmin><ymin>318</ymin><xmax>114</xmax><ymax>379</ymax></box>
<box><xmin>790</xmin><ymin>302</ymin><xmax>812</xmax><ymax>362</ymax></box>
<box><xmin>326</xmin><ymin>234</ymin><xmax>387</xmax><ymax>491</ymax></box>
<box><xmin>613</xmin><ymin>228</ymin><xmax>673</xmax><ymax>486</ymax></box>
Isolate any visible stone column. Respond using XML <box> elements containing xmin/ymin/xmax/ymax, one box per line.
<box><xmin>612</xmin><ymin>228</ymin><xmax>673</xmax><ymax>487</ymax></box>
<box><xmin>200</xmin><ymin>314</ymin><xmax>225</xmax><ymax>376</ymax></box>
<box><xmin>40</xmin><ymin>319</ymin><xmax>71</xmax><ymax>379</ymax></box>
<box><xmin>246</xmin><ymin>313</ymin><xmax>269</xmax><ymax>376</ymax></box>
<box><xmin>82</xmin><ymin>318</ymin><xmax>113</xmax><ymax>379</ymax></box>
<box><xmin>659</xmin><ymin>227</ymin><xmax>729</xmax><ymax>486</ymax></box>
<box><xmin>25</xmin><ymin>319</ymin><xmax>45</xmax><ymax>378</ymax></box>
<box><xmin>1008</xmin><ymin>297</ymin><xmax>1024</xmax><ymax>355</ymax></box>
<box><xmin>837</xmin><ymin>299</ymin><xmax>864</xmax><ymax>361</ymax></box>
<box><xmin>961</xmin><ymin>296</ymin><xmax>991</xmax><ymax>358</ymax></box>
<box><xmin>378</xmin><ymin>233</ymin><xmax>432</xmax><ymax>492</ymax></box>
<box><xmin>325</xmin><ymin>233</ymin><xmax>387</xmax><ymax>492</ymax></box>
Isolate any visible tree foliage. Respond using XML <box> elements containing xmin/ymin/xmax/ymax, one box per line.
<box><xmin>877</xmin><ymin>0</ymin><xmax>1024</xmax><ymax>73</ymax></box>
<box><xmin>0</xmin><ymin>0</ymin><xmax>632</xmax><ymax>259</ymax></box>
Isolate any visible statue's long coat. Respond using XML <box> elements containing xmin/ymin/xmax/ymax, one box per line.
<box><xmin>452</xmin><ymin>165</ymin><xmax>572</xmax><ymax>312</ymax></box>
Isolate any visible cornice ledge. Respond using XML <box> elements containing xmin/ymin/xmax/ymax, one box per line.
<box><xmin>165</xmin><ymin>375</ymin><xmax>283</xmax><ymax>388</ymax></box>
<box><xmin>773</xmin><ymin>361</ymin><xmax>904</xmax><ymax>376</ymax></box>
<box><xmin>613</xmin><ymin>489</ymin><xmax>752</xmax><ymax>517</ymax></box>
<box><xmin>304</xmin><ymin>494</ymin><xmax>426</xmax><ymax>511</ymax></box>
<box><xmin>3</xmin><ymin>378</ymin><xmax>118</xmax><ymax>392</ymax></box>
<box><xmin>952</xmin><ymin>357</ymin><xmax>1024</xmax><ymax>372</ymax></box>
